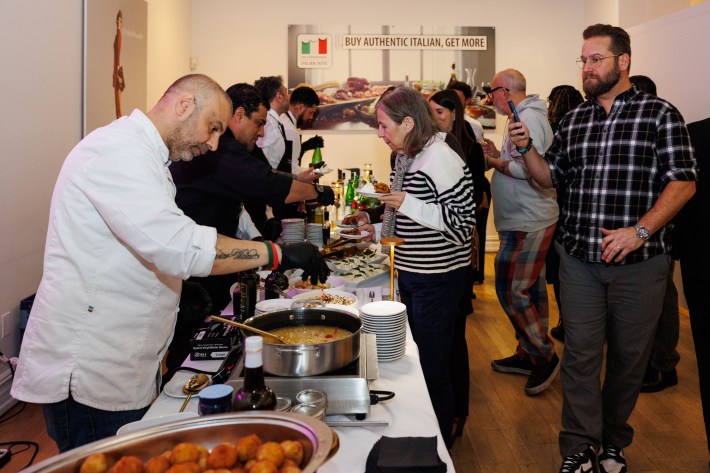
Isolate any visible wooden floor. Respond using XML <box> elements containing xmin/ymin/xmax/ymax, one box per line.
<box><xmin>1</xmin><ymin>257</ymin><xmax>708</xmax><ymax>473</ymax></box>
<box><xmin>449</xmin><ymin>259</ymin><xmax>709</xmax><ymax>472</ymax></box>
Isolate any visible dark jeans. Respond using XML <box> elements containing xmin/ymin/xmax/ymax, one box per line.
<box><xmin>398</xmin><ymin>265</ymin><xmax>467</xmax><ymax>448</ymax></box>
<box><xmin>43</xmin><ymin>394</ymin><xmax>150</xmax><ymax>452</ymax></box>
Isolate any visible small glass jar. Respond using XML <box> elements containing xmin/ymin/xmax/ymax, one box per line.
<box><xmin>296</xmin><ymin>389</ymin><xmax>328</xmax><ymax>410</ymax></box>
<box><xmin>291</xmin><ymin>403</ymin><xmax>325</xmax><ymax>421</ymax></box>
<box><xmin>198</xmin><ymin>384</ymin><xmax>234</xmax><ymax>416</ymax></box>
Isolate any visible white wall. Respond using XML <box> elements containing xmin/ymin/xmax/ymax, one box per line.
<box><xmin>146</xmin><ymin>0</ymin><xmax>193</xmax><ymax>105</ymax></box>
<box><xmin>0</xmin><ymin>1</ymin><xmax>84</xmax><ymax>357</ymax></box>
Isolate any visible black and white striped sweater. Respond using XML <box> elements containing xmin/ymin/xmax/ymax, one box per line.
<box><xmin>390</xmin><ymin>132</ymin><xmax>476</xmax><ymax>273</ymax></box>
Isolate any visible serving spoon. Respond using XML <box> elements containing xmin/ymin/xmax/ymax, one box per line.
<box><xmin>210</xmin><ymin>315</ymin><xmax>287</xmax><ymax>344</ymax></box>
<box><xmin>178</xmin><ymin>372</ymin><xmax>210</xmax><ymax>412</ymax></box>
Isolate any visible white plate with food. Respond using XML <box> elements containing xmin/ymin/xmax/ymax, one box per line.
<box><xmin>333</xmin><ymin>220</ymin><xmax>362</xmax><ymax>228</ymax></box>
<box><xmin>356</xmin><ymin>191</ymin><xmax>389</xmax><ymax>199</ymax></box>
<box><xmin>334</xmin><ymin>229</ymin><xmax>371</xmax><ymax>240</ymax></box>
<box><xmin>288</xmin><ymin>275</ymin><xmax>347</xmax><ymax>295</ymax></box>
<box><xmin>313</xmin><ymin>165</ymin><xmax>333</xmax><ymax>175</ymax></box>
<box><xmin>292</xmin><ymin>289</ymin><xmax>359</xmax><ymax>306</ymax></box>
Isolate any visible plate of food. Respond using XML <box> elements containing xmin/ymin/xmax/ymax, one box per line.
<box><xmin>288</xmin><ymin>275</ymin><xmax>347</xmax><ymax>295</ymax></box>
<box><xmin>356</xmin><ymin>181</ymin><xmax>390</xmax><ymax>199</ymax></box>
<box><xmin>292</xmin><ymin>289</ymin><xmax>359</xmax><ymax>306</ymax></box>
<box><xmin>335</xmin><ymin>228</ymin><xmax>371</xmax><ymax>240</ymax></box>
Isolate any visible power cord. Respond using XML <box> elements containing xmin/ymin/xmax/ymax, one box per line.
<box><xmin>0</xmin><ymin>441</ymin><xmax>39</xmax><ymax>470</ymax></box>
<box><xmin>0</xmin><ymin>352</ymin><xmax>40</xmax><ymax>470</ymax></box>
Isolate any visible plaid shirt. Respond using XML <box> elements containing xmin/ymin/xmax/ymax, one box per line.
<box><xmin>547</xmin><ymin>86</ymin><xmax>696</xmax><ymax>264</ymax></box>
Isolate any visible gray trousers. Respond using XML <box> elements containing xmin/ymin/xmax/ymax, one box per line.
<box><xmin>557</xmin><ymin>242</ymin><xmax>670</xmax><ymax>455</ymax></box>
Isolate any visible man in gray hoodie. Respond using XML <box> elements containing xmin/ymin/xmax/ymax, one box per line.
<box><xmin>481</xmin><ymin>68</ymin><xmax>560</xmax><ymax>396</ymax></box>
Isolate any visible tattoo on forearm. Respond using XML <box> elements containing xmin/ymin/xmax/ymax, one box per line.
<box><xmin>215</xmin><ymin>248</ymin><xmax>260</xmax><ymax>261</ymax></box>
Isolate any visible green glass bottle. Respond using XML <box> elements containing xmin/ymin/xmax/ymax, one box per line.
<box><xmin>311</xmin><ymin>147</ymin><xmax>323</xmax><ymax>164</ymax></box>
<box><xmin>345</xmin><ymin>179</ymin><xmax>355</xmax><ymax>206</ymax></box>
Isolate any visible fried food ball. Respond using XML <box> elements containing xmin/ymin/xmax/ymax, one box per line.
<box><xmin>247</xmin><ymin>460</ymin><xmax>278</xmax><ymax>473</ymax></box>
<box><xmin>243</xmin><ymin>460</ymin><xmax>256</xmax><ymax>471</ymax></box>
<box><xmin>144</xmin><ymin>455</ymin><xmax>171</xmax><ymax>473</ymax></box>
<box><xmin>255</xmin><ymin>442</ymin><xmax>284</xmax><ymax>467</ymax></box>
<box><xmin>279</xmin><ymin>459</ymin><xmax>302</xmax><ymax>473</ymax></box>
<box><xmin>235</xmin><ymin>434</ymin><xmax>262</xmax><ymax>463</ymax></box>
<box><xmin>197</xmin><ymin>445</ymin><xmax>209</xmax><ymax>471</ymax></box>
<box><xmin>230</xmin><ymin>468</ymin><xmax>247</xmax><ymax>473</ymax></box>
<box><xmin>107</xmin><ymin>455</ymin><xmax>144</xmax><ymax>473</ymax></box>
<box><xmin>165</xmin><ymin>462</ymin><xmax>201</xmax><ymax>473</ymax></box>
<box><xmin>279</xmin><ymin>441</ymin><xmax>303</xmax><ymax>466</ymax></box>
<box><xmin>203</xmin><ymin>470</ymin><xmax>232</xmax><ymax>473</ymax></box>
<box><xmin>80</xmin><ymin>453</ymin><xmax>109</xmax><ymax>473</ymax></box>
<box><xmin>170</xmin><ymin>443</ymin><xmax>200</xmax><ymax>465</ymax></box>
<box><xmin>207</xmin><ymin>443</ymin><xmax>238</xmax><ymax>469</ymax></box>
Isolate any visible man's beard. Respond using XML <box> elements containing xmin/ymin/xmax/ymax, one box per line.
<box><xmin>167</xmin><ymin>115</ymin><xmax>208</xmax><ymax>162</ymax></box>
<box><xmin>583</xmin><ymin>63</ymin><xmax>621</xmax><ymax>98</ymax></box>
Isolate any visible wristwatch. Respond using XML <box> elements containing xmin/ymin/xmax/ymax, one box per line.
<box><xmin>634</xmin><ymin>224</ymin><xmax>650</xmax><ymax>241</ymax></box>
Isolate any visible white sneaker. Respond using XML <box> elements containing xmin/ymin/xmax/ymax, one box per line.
<box><xmin>599</xmin><ymin>444</ymin><xmax>627</xmax><ymax>473</ymax></box>
<box><xmin>559</xmin><ymin>445</ymin><xmax>600</xmax><ymax>473</ymax></box>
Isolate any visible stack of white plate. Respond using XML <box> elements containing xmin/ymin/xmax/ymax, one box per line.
<box><xmin>281</xmin><ymin>218</ymin><xmax>305</xmax><ymax>243</ymax></box>
<box><xmin>306</xmin><ymin>223</ymin><xmax>324</xmax><ymax>246</ymax></box>
<box><xmin>359</xmin><ymin>301</ymin><xmax>407</xmax><ymax>362</ymax></box>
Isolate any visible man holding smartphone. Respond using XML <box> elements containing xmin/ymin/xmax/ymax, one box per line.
<box><xmin>481</xmin><ymin>68</ymin><xmax>560</xmax><ymax>396</ymax></box>
<box><xmin>508</xmin><ymin>25</ymin><xmax>696</xmax><ymax>473</ymax></box>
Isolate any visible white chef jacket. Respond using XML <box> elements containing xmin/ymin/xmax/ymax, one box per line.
<box><xmin>280</xmin><ymin>111</ymin><xmax>302</xmax><ymax>175</ymax></box>
<box><xmin>11</xmin><ymin>110</ymin><xmax>217</xmax><ymax>411</ymax></box>
<box><xmin>256</xmin><ymin>109</ymin><xmax>286</xmax><ymax>169</ymax></box>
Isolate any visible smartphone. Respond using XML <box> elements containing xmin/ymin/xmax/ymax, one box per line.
<box><xmin>508</xmin><ymin>100</ymin><xmax>520</xmax><ymax>122</ymax></box>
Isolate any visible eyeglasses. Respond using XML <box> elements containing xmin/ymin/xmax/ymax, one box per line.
<box><xmin>487</xmin><ymin>86</ymin><xmax>509</xmax><ymax>99</ymax></box>
<box><xmin>576</xmin><ymin>54</ymin><xmax>620</xmax><ymax>69</ymax></box>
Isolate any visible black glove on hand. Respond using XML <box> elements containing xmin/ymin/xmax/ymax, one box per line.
<box><xmin>314</xmin><ymin>185</ymin><xmax>335</xmax><ymax>206</ymax></box>
<box><xmin>301</xmin><ymin>135</ymin><xmax>324</xmax><ymax>152</ymax></box>
<box><xmin>278</xmin><ymin>242</ymin><xmax>330</xmax><ymax>285</ymax></box>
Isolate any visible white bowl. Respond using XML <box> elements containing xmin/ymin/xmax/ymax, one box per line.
<box><xmin>292</xmin><ymin>289</ymin><xmax>358</xmax><ymax>306</ymax></box>
<box><xmin>288</xmin><ymin>275</ymin><xmax>347</xmax><ymax>295</ymax></box>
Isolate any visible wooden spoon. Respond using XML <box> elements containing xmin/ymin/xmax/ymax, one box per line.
<box><xmin>178</xmin><ymin>372</ymin><xmax>210</xmax><ymax>412</ymax></box>
<box><xmin>210</xmin><ymin>315</ymin><xmax>287</xmax><ymax>344</ymax></box>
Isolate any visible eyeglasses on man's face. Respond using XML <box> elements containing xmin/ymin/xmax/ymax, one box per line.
<box><xmin>576</xmin><ymin>54</ymin><xmax>620</xmax><ymax>69</ymax></box>
<box><xmin>487</xmin><ymin>86</ymin><xmax>509</xmax><ymax>99</ymax></box>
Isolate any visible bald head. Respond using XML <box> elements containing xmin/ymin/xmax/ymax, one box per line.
<box><xmin>148</xmin><ymin>74</ymin><xmax>232</xmax><ymax>162</ymax></box>
<box><xmin>493</xmin><ymin>69</ymin><xmax>527</xmax><ymax>95</ymax></box>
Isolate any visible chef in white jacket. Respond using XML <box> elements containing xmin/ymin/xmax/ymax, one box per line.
<box><xmin>11</xmin><ymin>74</ymin><xmax>328</xmax><ymax>452</ymax></box>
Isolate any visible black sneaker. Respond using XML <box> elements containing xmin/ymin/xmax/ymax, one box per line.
<box><xmin>599</xmin><ymin>444</ymin><xmax>627</xmax><ymax>473</ymax></box>
<box><xmin>491</xmin><ymin>353</ymin><xmax>533</xmax><ymax>375</ymax></box>
<box><xmin>524</xmin><ymin>353</ymin><xmax>560</xmax><ymax>395</ymax></box>
<box><xmin>559</xmin><ymin>445</ymin><xmax>600</xmax><ymax>473</ymax></box>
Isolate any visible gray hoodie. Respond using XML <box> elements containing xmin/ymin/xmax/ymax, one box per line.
<box><xmin>491</xmin><ymin>94</ymin><xmax>558</xmax><ymax>232</ymax></box>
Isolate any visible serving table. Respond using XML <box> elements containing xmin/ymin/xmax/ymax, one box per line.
<box><xmin>144</xmin><ymin>283</ymin><xmax>455</xmax><ymax>472</ymax></box>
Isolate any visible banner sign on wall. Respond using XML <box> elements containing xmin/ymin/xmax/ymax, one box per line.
<box><xmin>287</xmin><ymin>25</ymin><xmax>496</xmax><ymax>132</ymax></box>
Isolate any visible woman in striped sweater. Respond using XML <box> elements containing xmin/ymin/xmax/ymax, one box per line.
<box><xmin>375</xmin><ymin>86</ymin><xmax>476</xmax><ymax>448</ymax></box>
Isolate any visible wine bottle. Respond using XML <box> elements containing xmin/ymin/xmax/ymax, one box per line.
<box><xmin>232</xmin><ymin>336</ymin><xmax>276</xmax><ymax>411</ymax></box>
<box><xmin>448</xmin><ymin>63</ymin><xmax>458</xmax><ymax>87</ymax></box>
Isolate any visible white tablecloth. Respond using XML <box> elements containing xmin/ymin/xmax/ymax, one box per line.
<box><xmin>144</xmin><ymin>286</ymin><xmax>455</xmax><ymax>472</ymax></box>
